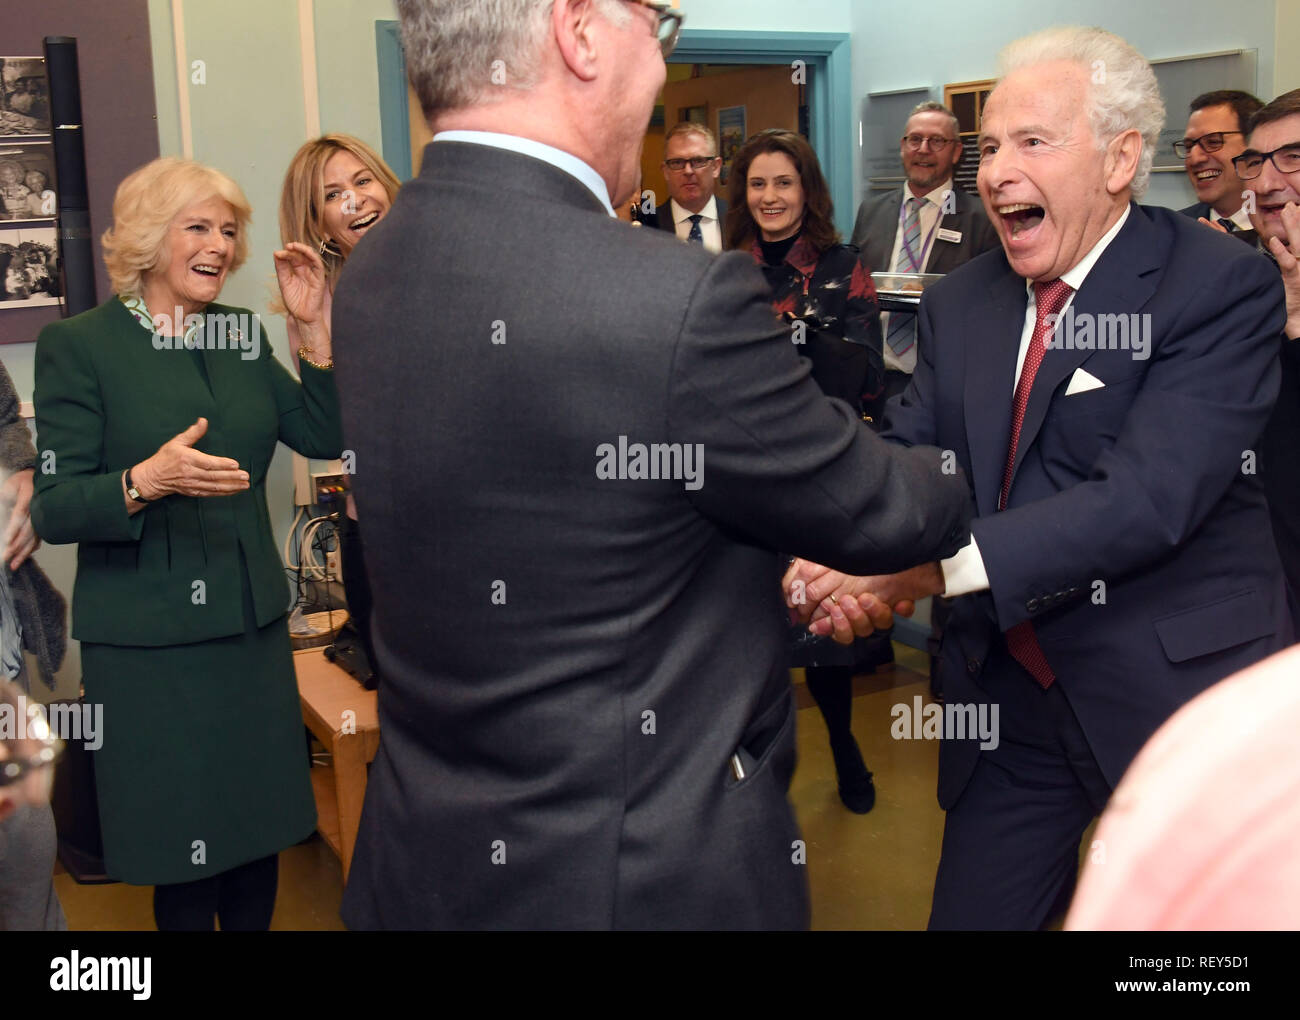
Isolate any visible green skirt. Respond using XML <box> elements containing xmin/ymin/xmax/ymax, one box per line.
<box><xmin>80</xmin><ymin>564</ymin><xmax>315</xmax><ymax>886</ymax></box>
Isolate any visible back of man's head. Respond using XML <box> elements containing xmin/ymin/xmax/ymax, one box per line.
<box><xmin>997</xmin><ymin>25</ymin><xmax>1164</xmax><ymax>197</ymax></box>
<box><xmin>399</xmin><ymin>0</ymin><xmax>560</xmax><ymax>119</ymax></box>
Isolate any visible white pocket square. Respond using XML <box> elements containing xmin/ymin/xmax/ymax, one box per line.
<box><xmin>1065</xmin><ymin>368</ymin><xmax>1106</xmax><ymax>396</ymax></box>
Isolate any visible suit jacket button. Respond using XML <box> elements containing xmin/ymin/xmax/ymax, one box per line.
<box><xmin>966</xmin><ymin>658</ymin><xmax>980</xmax><ymax>674</ymax></box>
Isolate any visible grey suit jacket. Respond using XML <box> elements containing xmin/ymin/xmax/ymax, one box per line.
<box><xmin>332</xmin><ymin>141</ymin><xmax>971</xmax><ymax>930</ymax></box>
<box><xmin>850</xmin><ymin>186</ymin><xmax>1000</xmax><ymax>275</ymax></box>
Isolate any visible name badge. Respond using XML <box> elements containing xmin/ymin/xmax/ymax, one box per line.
<box><xmin>937</xmin><ymin>227</ymin><xmax>963</xmax><ymax>244</ymax></box>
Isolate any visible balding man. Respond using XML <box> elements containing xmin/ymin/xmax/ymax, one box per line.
<box><xmin>789</xmin><ymin>26</ymin><xmax>1292</xmax><ymax>929</ymax></box>
<box><xmin>332</xmin><ymin>0</ymin><xmax>970</xmax><ymax>930</ymax></box>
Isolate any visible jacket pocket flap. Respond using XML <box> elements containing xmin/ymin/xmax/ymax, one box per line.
<box><xmin>1153</xmin><ymin>589</ymin><xmax>1271</xmax><ymax>664</ymax></box>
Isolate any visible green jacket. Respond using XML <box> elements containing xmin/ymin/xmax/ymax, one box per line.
<box><xmin>31</xmin><ymin>297</ymin><xmax>343</xmax><ymax>647</ymax></box>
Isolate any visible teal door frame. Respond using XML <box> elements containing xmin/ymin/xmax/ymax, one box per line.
<box><xmin>668</xmin><ymin>31</ymin><xmax>855</xmax><ymax>238</ymax></box>
<box><xmin>376</xmin><ymin>24</ymin><xmax>855</xmax><ymax>236</ymax></box>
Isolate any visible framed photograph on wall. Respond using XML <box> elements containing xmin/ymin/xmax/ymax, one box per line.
<box><xmin>0</xmin><ymin>140</ymin><xmax>56</xmax><ymax>221</ymax></box>
<box><xmin>0</xmin><ymin>57</ymin><xmax>51</xmax><ymax>138</ymax></box>
<box><xmin>718</xmin><ymin>105</ymin><xmax>746</xmax><ymax>186</ymax></box>
<box><xmin>0</xmin><ymin>225</ymin><xmax>61</xmax><ymax>311</ymax></box>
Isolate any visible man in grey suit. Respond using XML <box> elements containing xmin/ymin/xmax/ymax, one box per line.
<box><xmin>332</xmin><ymin>0</ymin><xmax>971</xmax><ymax>930</ymax></box>
<box><xmin>851</xmin><ymin>101</ymin><xmax>1001</xmax><ymax>411</ymax></box>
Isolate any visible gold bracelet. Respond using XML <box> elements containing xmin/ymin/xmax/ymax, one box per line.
<box><xmin>297</xmin><ymin>345</ymin><xmax>334</xmax><ymax>370</ymax></box>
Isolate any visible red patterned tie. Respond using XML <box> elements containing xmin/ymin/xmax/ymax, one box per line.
<box><xmin>1001</xmin><ymin>278</ymin><xmax>1073</xmax><ymax>688</ymax></box>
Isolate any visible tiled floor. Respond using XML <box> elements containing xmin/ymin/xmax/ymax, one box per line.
<box><xmin>54</xmin><ymin>646</ymin><xmax>948</xmax><ymax>930</ymax></box>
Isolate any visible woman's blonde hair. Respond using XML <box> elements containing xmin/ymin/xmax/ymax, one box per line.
<box><xmin>101</xmin><ymin>157</ymin><xmax>252</xmax><ymax>298</ymax></box>
<box><xmin>278</xmin><ymin>134</ymin><xmax>401</xmax><ymax>291</ymax></box>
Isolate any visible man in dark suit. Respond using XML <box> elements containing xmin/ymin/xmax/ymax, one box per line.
<box><xmin>790</xmin><ymin>27</ymin><xmax>1293</xmax><ymax>929</ymax></box>
<box><xmin>652</xmin><ymin>121</ymin><xmax>727</xmax><ymax>251</ymax></box>
<box><xmin>331</xmin><ymin>0</ymin><xmax>971</xmax><ymax>930</ymax></box>
<box><xmin>1240</xmin><ymin>89</ymin><xmax>1300</xmax><ymax>622</ymax></box>
<box><xmin>851</xmin><ymin>101</ymin><xmax>1000</xmax><ymax>408</ymax></box>
<box><xmin>1176</xmin><ymin>89</ymin><xmax>1263</xmax><ymax>244</ymax></box>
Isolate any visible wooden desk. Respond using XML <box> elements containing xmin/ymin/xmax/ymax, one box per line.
<box><xmin>293</xmin><ymin>648</ymin><xmax>380</xmax><ymax>881</ymax></box>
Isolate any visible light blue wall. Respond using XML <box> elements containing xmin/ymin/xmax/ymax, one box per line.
<box><xmin>682</xmin><ymin>0</ymin><xmax>851</xmax><ymax>31</ymax></box>
<box><xmin>849</xmin><ymin>0</ymin><xmax>1281</xmax><ymax>214</ymax></box>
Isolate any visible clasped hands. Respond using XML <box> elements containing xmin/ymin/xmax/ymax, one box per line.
<box><xmin>782</xmin><ymin>559</ymin><xmax>947</xmax><ymax>645</ymax></box>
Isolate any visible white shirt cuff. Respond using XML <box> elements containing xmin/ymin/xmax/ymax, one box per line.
<box><xmin>939</xmin><ymin>535</ymin><xmax>989</xmax><ymax>597</ymax></box>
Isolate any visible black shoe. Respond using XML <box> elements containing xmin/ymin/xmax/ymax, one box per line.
<box><xmin>830</xmin><ymin>739</ymin><xmax>876</xmax><ymax>814</ymax></box>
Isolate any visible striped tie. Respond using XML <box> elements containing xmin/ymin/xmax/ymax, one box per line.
<box><xmin>885</xmin><ymin>197</ymin><xmax>924</xmax><ymax>357</ymax></box>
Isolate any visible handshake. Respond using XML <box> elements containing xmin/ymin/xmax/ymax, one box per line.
<box><xmin>781</xmin><ymin>559</ymin><xmax>948</xmax><ymax>645</ymax></box>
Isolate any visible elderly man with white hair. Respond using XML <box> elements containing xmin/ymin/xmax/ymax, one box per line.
<box><xmin>788</xmin><ymin>26</ymin><xmax>1292</xmax><ymax>929</ymax></box>
<box><xmin>331</xmin><ymin>0</ymin><xmax>972</xmax><ymax>929</ymax></box>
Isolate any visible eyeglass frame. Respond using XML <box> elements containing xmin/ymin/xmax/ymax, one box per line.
<box><xmin>663</xmin><ymin>155</ymin><xmax>720</xmax><ymax>173</ymax></box>
<box><xmin>1172</xmin><ymin>130</ymin><xmax>1245</xmax><ymax>159</ymax></box>
<box><xmin>1231</xmin><ymin>142</ymin><xmax>1300</xmax><ymax>181</ymax></box>
<box><xmin>901</xmin><ymin>134</ymin><xmax>956</xmax><ymax>152</ymax></box>
<box><xmin>622</xmin><ymin>0</ymin><xmax>684</xmax><ymax>58</ymax></box>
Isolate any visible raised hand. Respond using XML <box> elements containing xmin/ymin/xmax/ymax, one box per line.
<box><xmin>273</xmin><ymin>241</ymin><xmax>329</xmax><ymax>327</ymax></box>
<box><xmin>132</xmin><ymin>418</ymin><xmax>249</xmax><ymax>500</ymax></box>
<box><xmin>1265</xmin><ymin>201</ymin><xmax>1300</xmax><ymax>338</ymax></box>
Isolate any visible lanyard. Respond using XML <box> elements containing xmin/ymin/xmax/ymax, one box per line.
<box><xmin>896</xmin><ymin>194</ymin><xmax>943</xmax><ymax>272</ymax></box>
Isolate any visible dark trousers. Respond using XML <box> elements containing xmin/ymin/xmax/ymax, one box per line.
<box><xmin>928</xmin><ymin>648</ymin><xmax>1112</xmax><ymax>930</ymax></box>
<box><xmin>152</xmin><ymin>854</ymin><xmax>279</xmax><ymax>931</ymax></box>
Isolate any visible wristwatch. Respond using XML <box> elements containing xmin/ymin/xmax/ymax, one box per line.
<box><xmin>124</xmin><ymin>467</ymin><xmax>152</xmax><ymax>503</ymax></box>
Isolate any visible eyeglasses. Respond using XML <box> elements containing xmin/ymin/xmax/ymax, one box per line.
<box><xmin>664</xmin><ymin>156</ymin><xmax>718</xmax><ymax>172</ymax></box>
<box><xmin>622</xmin><ymin>0</ymin><xmax>684</xmax><ymax>58</ymax></box>
<box><xmin>1231</xmin><ymin>143</ymin><xmax>1300</xmax><ymax>180</ymax></box>
<box><xmin>902</xmin><ymin>135</ymin><xmax>955</xmax><ymax>152</ymax></box>
<box><xmin>1172</xmin><ymin>131</ymin><xmax>1244</xmax><ymax>158</ymax></box>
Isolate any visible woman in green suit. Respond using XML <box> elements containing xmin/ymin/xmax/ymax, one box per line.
<box><xmin>31</xmin><ymin>157</ymin><xmax>343</xmax><ymax>930</ymax></box>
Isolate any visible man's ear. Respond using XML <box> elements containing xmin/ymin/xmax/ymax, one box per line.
<box><xmin>553</xmin><ymin>0</ymin><xmax>601</xmax><ymax>84</ymax></box>
<box><xmin>1105</xmin><ymin>128</ymin><xmax>1142</xmax><ymax>196</ymax></box>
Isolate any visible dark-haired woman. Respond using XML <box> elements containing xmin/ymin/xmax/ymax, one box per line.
<box><xmin>726</xmin><ymin>128</ymin><xmax>884</xmax><ymax>814</ymax></box>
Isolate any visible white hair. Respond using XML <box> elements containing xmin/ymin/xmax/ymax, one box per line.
<box><xmin>398</xmin><ymin>0</ymin><xmax>632</xmax><ymax>118</ymax></box>
<box><xmin>997</xmin><ymin>26</ymin><xmax>1165</xmax><ymax>197</ymax></box>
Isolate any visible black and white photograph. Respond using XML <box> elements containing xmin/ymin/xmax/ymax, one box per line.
<box><xmin>0</xmin><ymin>57</ymin><xmax>50</xmax><ymax>138</ymax></box>
<box><xmin>0</xmin><ymin>140</ymin><xmax>55</xmax><ymax>221</ymax></box>
<box><xmin>0</xmin><ymin>225</ymin><xmax>60</xmax><ymax>308</ymax></box>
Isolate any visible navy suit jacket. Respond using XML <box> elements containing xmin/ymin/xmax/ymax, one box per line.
<box><xmin>882</xmin><ymin>203</ymin><xmax>1293</xmax><ymax>808</ymax></box>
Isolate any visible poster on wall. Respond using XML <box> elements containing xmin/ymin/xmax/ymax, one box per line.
<box><xmin>0</xmin><ymin>58</ymin><xmax>51</xmax><ymax>138</ymax></box>
<box><xmin>0</xmin><ymin>141</ymin><xmax>56</xmax><ymax>221</ymax></box>
<box><xmin>718</xmin><ymin>105</ymin><xmax>746</xmax><ymax>186</ymax></box>
<box><xmin>0</xmin><ymin>226</ymin><xmax>61</xmax><ymax>309</ymax></box>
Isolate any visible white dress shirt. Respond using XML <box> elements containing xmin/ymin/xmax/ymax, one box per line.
<box><xmin>1210</xmin><ymin>205</ymin><xmax>1254</xmax><ymax>232</ymax></box>
<box><xmin>432</xmin><ymin>130</ymin><xmax>616</xmax><ymax>217</ymax></box>
<box><xmin>669</xmin><ymin>196</ymin><xmax>722</xmax><ymax>253</ymax></box>
<box><xmin>881</xmin><ymin>179</ymin><xmax>954</xmax><ymax>374</ymax></box>
<box><xmin>940</xmin><ymin>204</ymin><xmax>1131</xmax><ymax>597</ymax></box>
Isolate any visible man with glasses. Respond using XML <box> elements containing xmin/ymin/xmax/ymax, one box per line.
<box><xmin>332</xmin><ymin>0</ymin><xmax>972</xmax><ymax>930</ymax></box>
<box><xmin>849</xmin><ymin>101</ymin><xmax>998</xmax><ymax>690</ymax></box>
<box><xmin>1236</xmin><ymin>89</ymin><xmax>1300</xmax><ymax>624</ymax></box>
<box><xmin>654</xmin><ymin>122</ymin><xmax>727</xmax><ymax>252</ymax></box>
<box><xmin>1175</xmin><ymin>89</ymin><xmax>1262</xmax><ymax>240</ymax></box>
<box><xmin>851</xmin><ymin>102</ymin><xmax>999</xmax><ymax>404</ymax></box>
